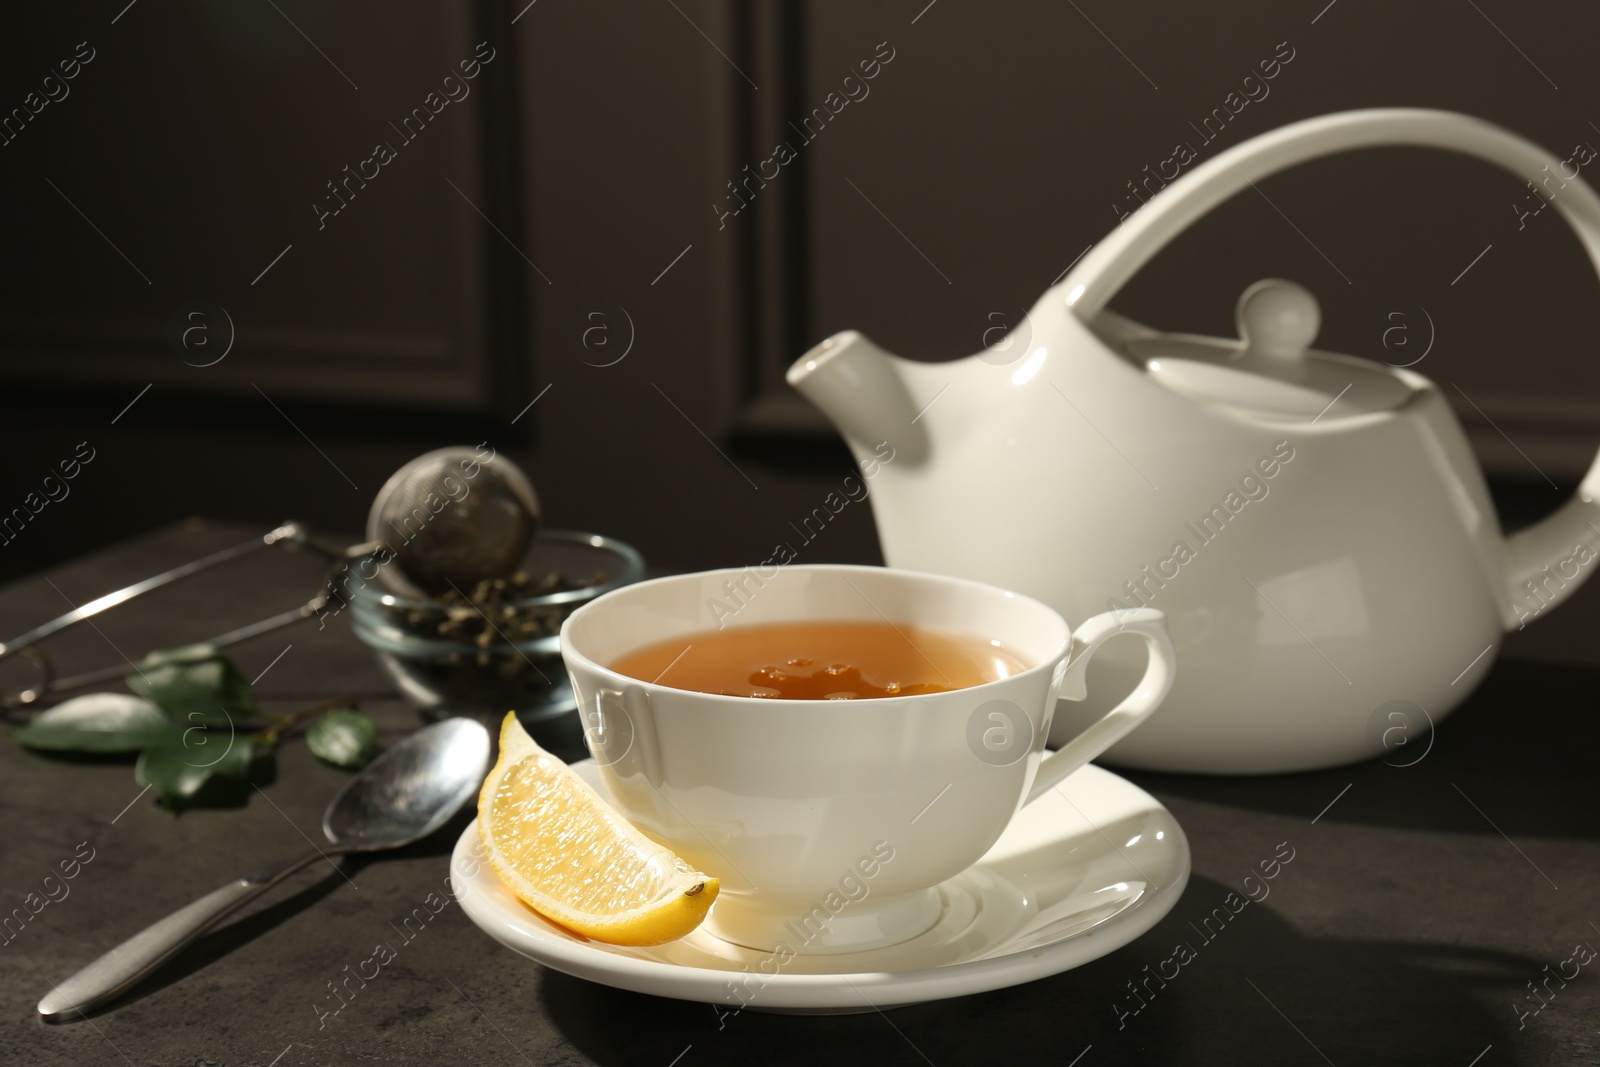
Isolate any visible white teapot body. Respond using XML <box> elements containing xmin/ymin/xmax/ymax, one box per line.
<box><xmin>790</xmin><ymin>110</ymin><xmax>1600</xmax><ymax>773</ymax></box>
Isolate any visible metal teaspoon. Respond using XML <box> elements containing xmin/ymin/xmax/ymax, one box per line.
<box><xmin>37</xmin><ymin>716</ymin><xmax>491</xmax><ymax>1021</ymax></box>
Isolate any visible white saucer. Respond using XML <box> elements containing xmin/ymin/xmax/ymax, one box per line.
<box><xmin>451</xmin><ymin>761</ymin><xmax>1189</xmax><ymax>1014</ymax></box>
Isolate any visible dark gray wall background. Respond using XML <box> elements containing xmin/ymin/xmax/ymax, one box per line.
<box><xmin>2</xmin><ymin>0</ymin><xmax>1598</xmax><ymax>663</ymax></box>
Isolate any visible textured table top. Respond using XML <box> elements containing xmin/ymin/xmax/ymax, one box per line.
<box><xmin>4</xmin><ymin>520</ymin><xmax>1596</xmax><ymax>1066</ymax></box>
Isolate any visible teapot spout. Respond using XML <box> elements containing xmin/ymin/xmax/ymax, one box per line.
<box><xmin>787</xmin><ymin>331</ymin><xmax>929</xmax><ymax>465</ymax></box>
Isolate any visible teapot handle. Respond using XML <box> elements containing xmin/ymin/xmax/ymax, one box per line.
<box><xmin>1056</xmin><ymin>108</ymin><xmax>1600</xmax><ymax>627</ymax></box>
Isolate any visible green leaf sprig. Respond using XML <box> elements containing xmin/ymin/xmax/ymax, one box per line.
<box><xmin>7</xmin><ymin>644</ymin><xmax>379</xmax><ymax>812</ymax></box>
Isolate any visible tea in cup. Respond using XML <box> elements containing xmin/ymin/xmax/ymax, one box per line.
<box><xmin>558</xmin><ymin>564</ymin><xmax>1175</xmax><ymax>954</ymax></box>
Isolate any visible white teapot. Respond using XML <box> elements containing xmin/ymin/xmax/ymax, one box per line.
<box><xmin>789</xmin><ymin>109</ymin><xmax>1600</xmax><ymax>774</ymax></box>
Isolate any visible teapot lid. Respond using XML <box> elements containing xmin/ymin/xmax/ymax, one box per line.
<box><xmin>1122</xmin><ymin>279</ymin><xmax>1414</xmax><ymax>421</ymax></box>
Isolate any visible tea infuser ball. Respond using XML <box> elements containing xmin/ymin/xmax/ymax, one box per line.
<box><xmin>366</xmin><ymin>447</ymin><xmax>541</xmax><ymax>597</ymax></box>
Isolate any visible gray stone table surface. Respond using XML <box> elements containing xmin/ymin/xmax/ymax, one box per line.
<box><xmin>3</xmin><ymin>520</ymin><xmax>1598</xmax><ymax>1066</ymax></box>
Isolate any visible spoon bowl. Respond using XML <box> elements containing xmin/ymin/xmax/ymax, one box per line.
<box><xmin>323</xmin><ymin>716</ymin><xmax>489</xmax><ymax>848</ymax></box>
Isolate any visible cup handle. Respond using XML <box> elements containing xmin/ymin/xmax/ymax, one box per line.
<box><xmin>1024</xmin><ymin>607</ymin><xmax>1176</xmax><ymax>805</ymax></box>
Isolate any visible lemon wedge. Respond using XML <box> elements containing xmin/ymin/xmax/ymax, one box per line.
<box><xmin>476</xmin><ymin>712</ymin><xmax>718</xmax><ymax>945</ymax></box>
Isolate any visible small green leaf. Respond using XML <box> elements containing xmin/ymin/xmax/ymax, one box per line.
<box><xmin>9</xmin><ymin>693</ymin><xmax>169</xmax><ymax>753</ymax></box>
<box><xmin>306</xmin><ymin>710</ymin><xmax>377</xmax><ymax>769</ymax></box>
<box><xmin>127</xmin><ymin>644</ymin><xmax>256</xmax><ymax>726</ymax></box>
<box><xmin>136</xmin><ymin>724</ymin><xmax>254</xmax><ymax>810</ymax></box>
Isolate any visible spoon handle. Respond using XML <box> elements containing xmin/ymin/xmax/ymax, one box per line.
<box><xmin>37</xmin><ymin>847</ymin><xmax>338</xmax><ymax>1021</ymax></box>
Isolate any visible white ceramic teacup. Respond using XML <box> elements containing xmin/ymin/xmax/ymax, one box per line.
<box><xmin>558</xmin><ymin>564</ymin><xmax>1175</xmax><ymax>955</ymax></box>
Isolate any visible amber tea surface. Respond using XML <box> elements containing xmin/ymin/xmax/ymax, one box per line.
<box><xmin>607</xmin><ymin>619</ymin><xmax>1028</xmax><ymax>699</ymax></box>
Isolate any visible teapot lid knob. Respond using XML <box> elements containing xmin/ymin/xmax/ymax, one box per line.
<box><xmin>1236</xmin><ymin>279</ymin><xmax>1319</xmax><ymax>360</ymax></box>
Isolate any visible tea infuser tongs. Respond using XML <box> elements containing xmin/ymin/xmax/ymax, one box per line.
<box><xmin>0</xmin><ymin>445</ymin><xmax>543</xmax><ymax>712</ymax></box>
<box><xmin>0</xmin><ymin>521</ymin><xmax>383</xmax><ymax>711</ymax></box>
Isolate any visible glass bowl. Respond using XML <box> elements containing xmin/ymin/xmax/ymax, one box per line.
<box><xmin>349</xmin><ymin>530</ymin><xmax>644</xmax><ymax>726</ymax></box>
